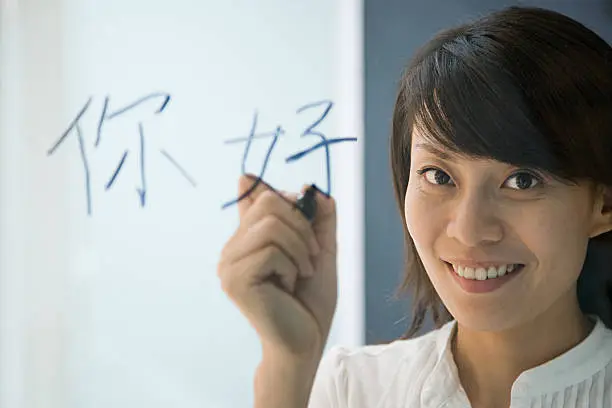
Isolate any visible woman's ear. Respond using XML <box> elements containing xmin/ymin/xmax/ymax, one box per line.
<box><xmin>589</xmin><ymin>184</ymin><xmax>612</xmax><ymax>238</ymax></box>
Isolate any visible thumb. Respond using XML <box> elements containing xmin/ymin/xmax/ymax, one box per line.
<box><xmin>311</xmin><ymin>187</ymin><xmax>337</xmax><ymax>254</ymax></box>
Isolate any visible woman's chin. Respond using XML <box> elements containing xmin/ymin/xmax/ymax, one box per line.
<box><xmin>446</xmin><ymin>303</ymin><xmax>526</xmax><ymax>333</ymax></box>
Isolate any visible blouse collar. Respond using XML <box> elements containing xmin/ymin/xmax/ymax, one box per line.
<box><xmin>419</xmin><ymin>316</ymin><xmax>612</xmax><ymax>406</ymax></box>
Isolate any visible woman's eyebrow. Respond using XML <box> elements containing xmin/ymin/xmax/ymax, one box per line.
<box><xmin>413</xmin><ymin>142</ymin><xmax>457</xmax><ymax>161</ymax></box>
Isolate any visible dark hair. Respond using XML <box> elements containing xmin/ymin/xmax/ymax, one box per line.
<box><xmin>390</xmin><ymin>6</ymin><xmax>612</xmax><ymax>338</ymax></box>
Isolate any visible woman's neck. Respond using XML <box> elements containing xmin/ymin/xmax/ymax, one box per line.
<box><xmin>451</xmin><ymin>293</ymin><xmax>594</xmax><ymax>408</ymax></box>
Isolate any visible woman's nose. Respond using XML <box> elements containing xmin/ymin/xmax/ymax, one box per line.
<box><xmin>445</xmin><ymin>192</ymin><xmax>503</xmax><ymax>247</ymax></box>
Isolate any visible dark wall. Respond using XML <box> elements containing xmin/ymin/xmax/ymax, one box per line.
<box><xmin>364</xmin><ymin>0</ymin><xmax>612</xmax><ymax>344</ymax></box>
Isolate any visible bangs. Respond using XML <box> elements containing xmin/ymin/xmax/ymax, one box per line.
<box><xmin>404</xmin><ymin>44</ymin><xmax>575</xmax><ymax>182</ymax></box>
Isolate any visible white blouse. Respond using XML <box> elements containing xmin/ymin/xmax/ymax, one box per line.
<box><xmin>308</xmin><ymin>316</ymin><xmax>612</xmax><ymax>407</ymax></box>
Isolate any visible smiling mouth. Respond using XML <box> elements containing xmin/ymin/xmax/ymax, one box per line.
<box><xmin>444</xmin><ymin>261</ymin><xmax>525</xmax><ymax>294</ymax></box>
<box><xmin>444</xmin><ymin>261</ymin><xmax>525</xmax><ymax>281</ymax></box>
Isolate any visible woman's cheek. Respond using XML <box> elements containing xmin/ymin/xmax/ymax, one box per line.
<box><xmin>405</xmin><ymin>188</ymin><xmax>439</xmax><ymax>241</ymax></box>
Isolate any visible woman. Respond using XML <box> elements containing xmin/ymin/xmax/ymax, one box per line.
<box><xmin>217</xmin><ymin>6</ymin><xmax>612</xmax><ymax>408</ymax></box>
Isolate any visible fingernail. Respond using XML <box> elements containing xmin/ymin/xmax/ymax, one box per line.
<box><xmin>280</xmin><ymin>190</ymin><xmax>297</xmax><ymax>201</ymax></box>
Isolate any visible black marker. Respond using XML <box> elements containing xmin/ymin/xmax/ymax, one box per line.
<box><xmin>295</xmin><ymin>184</ymin><xmax>318</xmax><ymax>222</ymax></box>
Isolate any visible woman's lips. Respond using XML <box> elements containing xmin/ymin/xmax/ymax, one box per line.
<box><xmin>445</xmin><ymin>261</ymin><xmax>524</xmax><ymax>294</ymax></box>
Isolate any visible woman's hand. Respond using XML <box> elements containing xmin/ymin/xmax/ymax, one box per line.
<box><xmin>217</xmin><ymin>175</ymin><xmax>338</xmax><ymax>359</ymax></box>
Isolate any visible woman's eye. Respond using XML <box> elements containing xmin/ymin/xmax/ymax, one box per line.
<box><xmin>418</xmin><ymin>168</ymin><xmax>453</xmax><ymax>186</ymax></box>
<box><xmin>505</xmin><ymin>172</ymin><xmax>541</xmax><ymax>190</ymax></box>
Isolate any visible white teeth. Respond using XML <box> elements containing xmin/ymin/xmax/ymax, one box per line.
<box><xmin>451</xmin><ymin>263</ymin><xmax>520</xmax><ymax>280</ymax></box>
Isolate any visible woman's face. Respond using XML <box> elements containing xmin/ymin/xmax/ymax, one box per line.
<box><xmin>404</xmin><ymin>130</ymin><xmax>611</xmax><ymax>331</ymax></box>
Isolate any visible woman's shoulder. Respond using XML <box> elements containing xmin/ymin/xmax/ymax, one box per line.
<box><xmin>308</xmin><ymin>321</ymin><xmax>456</xmax><ymax>408</ymax></box>
<box><xmin>322</xmin><ymin>323</ymin><xmax>448</xmax><ymax>372</ymax></box>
